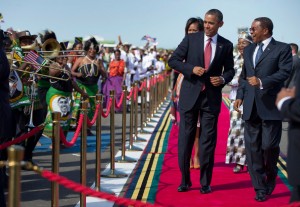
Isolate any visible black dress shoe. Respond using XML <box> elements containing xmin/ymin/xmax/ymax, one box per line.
<box><xmin>266</xmin><ymin>180</ymin><xmax>276</xmax><ymax>195</ymax></box>
<box><xmin>200</xmin><ymin>185</ymin><xmax>212</xmax><ymax>194</ymax></box>
<box><xmin>177</xmin><ymin>185</ymin><xmax>190</xmax><ymax>192</ymax></box>
<box><xmin>255</xmin><ymin>191</ymin><xmax>266</xmax><ymax>202</ymax></box>
<box><xmin>177</xmin><ymin>181</ymin><xmax>192</xmax><ymax>192</ymax></box>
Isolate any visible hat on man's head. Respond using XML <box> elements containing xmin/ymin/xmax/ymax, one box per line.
<box><xmin>238</xmin><ymin>31</ymin><xmax>252</xmax><ymax>43</ymax></box>
<box><xmin>17</xmin><ymin>30</ymin><xmax>37</xmax><ymax>41</ymax></box>
<box><xmin>123</xmin><ymin>42</ymin><xmax>131</xmax><ymax>45</ymax></box>
<box><xmin>60</xmin><ymin>41</ymin><xmax>69</xmax><ymax>51</ymax></box>
<box><xmin>74</xmin><ymin>37</ymin><xmax>83</xmax><ymax>44</ymax></box>
<box><xmin>130</xmin><ymin>45</ymin><xmax>137</xmax><ymax>50</ymax></box>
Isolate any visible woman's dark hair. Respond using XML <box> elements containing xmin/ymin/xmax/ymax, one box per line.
<box><xmin>84</xmin><ymin>37</ymin><xmax>99</xmax><ymax>52</ymax></box>
<box><xmin>72</xmin><ymin>41</ymin><xmax>83</xmax><ymax>49</ymax></box>
<box><xmin>40</xmin><ymin>29</ymin><xmax>57</xmax><ymax>43</ymax></box>
<box><xmin>114</xmin><ymin>49</ymin><xmax>121</xmax><ymax>54</ymax></box>
<box><xmin>185</xmin><ymin>17</ymin><xmax>204</xmax><ymax>35</ymax></box>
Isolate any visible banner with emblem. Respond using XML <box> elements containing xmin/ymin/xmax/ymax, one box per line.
<box><xmin>9</xmin><ymin>70</ymin><xmax>24</xmax><ymax>103</ymax></box>
<box><xmin>43</xmin><ymin>87</ymin><xmax>72</xmax><ymax>138</ymax></box>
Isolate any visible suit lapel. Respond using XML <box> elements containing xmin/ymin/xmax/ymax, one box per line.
<box><xmin>209</xmin><ymin>35</ymin><xmax>223</xmax><ymax>70</ymax></box>
<box><xmin>248</xmin><ymin>44</ymin><xmax>256</xmax><ymax>69</ymax></box>
<box><xmin>198</xmin><ymin>32</ymin><xmax>205</xmax><ymax>67</ymax></box>
<box><xmin>256</xmin><ymin>38</ymin><xmax>275</xmax><ymax>66</ymax></box>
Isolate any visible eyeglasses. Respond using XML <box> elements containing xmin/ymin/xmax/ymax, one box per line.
<box><xmin>249</xmin><ymin>26</ymin><xmax>262</xmax><ymax>32</ymax></box>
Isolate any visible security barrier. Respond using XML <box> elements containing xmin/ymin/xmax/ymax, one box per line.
<box><xmin>0</xmin><ymin>71</ymin><xmax>171</xmax><ymax>207</ymax></box>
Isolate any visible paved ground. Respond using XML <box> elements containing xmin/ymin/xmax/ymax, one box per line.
<box><xmin>4</xmin><ymin>86</ymin><xmax>288</xmax><ymax>207</ymax></box>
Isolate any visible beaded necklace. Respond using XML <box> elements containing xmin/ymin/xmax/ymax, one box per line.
<box><xmin>84</xmin><ymin>56</ymin><xmax>98</xmax><ymax>77</ymax></box>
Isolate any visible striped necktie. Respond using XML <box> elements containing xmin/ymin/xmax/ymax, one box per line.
<box><xmin>255</xmin><ymin>43</ymin><xmax>264</xmax><ymax>66</ymax></box>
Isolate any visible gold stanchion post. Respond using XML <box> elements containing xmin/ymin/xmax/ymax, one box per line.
<box><xmin>95</xmin><ymin>94</ymin><xmax>102</xmax><ymax>191</ymax></box>
<box><xmin>80</xmin><ymin>100</ymin><xmax>88</xmax><ymax>207</ymax></box>
<box><xmin>126</xmin><ymin>84</ymin><xmax>143</xmax><ymax>151</ymax></box>
<box><xmin>8</xmin><ymin>145</ymin><xmax>24</xmax><ymax>207</ymax></box>
<box><xmin>140</xmin><ymin>79</ymin><xmax>145</xmax><ymax>132</ymax></box>
<box><xmin>101</xmin><ymin>90</ymin><xmax>127</xmax><ymax>178</ymax></box>
<box><xmin>149</xmin><ymin>75</ymin><xmax>153</xmax><ymax>120</ymax></box>
<box><xmin>134</xmin><ymin>81</ymin><xmax>147</xmax><ymax>142</ymax></box>
<box><xmin>115</xmin><ymin>86</ymin><xmax>137</xmax><ymax>163</ymax></box>
<box><xmin>95</xmin><ymin>94</ymin><xmax>115</xmax><ymax>193</ymax></box>
<box><xmin>52</xmin><ymin>112</ymin><xmax>61</xmax><ymax>207</ymax></box>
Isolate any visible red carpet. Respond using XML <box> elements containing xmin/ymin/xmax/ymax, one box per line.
<box><xmin>155</xmin><ymin>103</ymin><xmax>291</xmax><ymax>207</ymax></box>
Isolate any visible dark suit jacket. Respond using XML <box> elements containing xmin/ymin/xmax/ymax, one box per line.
<box><xmin>0</xmin><ymin>49</ymin><xmax>14</xmax><ymax>140</ymax></box>
<box><xmin>285</xmin><ymin>55</ymin><xmax>300</xmax><ymax>88</ymax></box>
<box><xmin>236</xmin><ymin>38</ymin><xmax>292</xmax><ymax>120</ymax></box>
<box><xmin>168</xmin><ymin>31</ymin><xmax>234</xmax><ymax>113</ymax></box>
<box><xmin>281</xmin><ymin>71</ymin><xmax>300</xmax><ymax>185</ymax></box>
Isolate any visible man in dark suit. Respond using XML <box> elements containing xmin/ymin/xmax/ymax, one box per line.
<box><xmin>0</xmin><ymin>29</ymin><xmax>15</xmax><ymax>207</ymax></box>
<box><xmin>276</xmin><ymin>72</ymin><xmax>300</xmax><ymax>203</ymax></box>
<box><xmin>168</xmin><ymin>9</ymin><xmax>234</xmax><ymax>193</ymax></box>
<box><xmin>285</xmin><ymin>43</ymin><xmax>300</xmax><ymax>88</ymax></box>
<box><xmin>234</xmin><ymin>17</ymin><xmax>292</xmax><ymax>202</ymax></box>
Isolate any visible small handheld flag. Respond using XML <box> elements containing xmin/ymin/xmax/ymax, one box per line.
<box><xmin>24</xmin><ymin>51</ymin><xmax>49</xmax><ymax>71</ymax></box>
<box><xmin>141</xmin><ymin>35</ymin><xmax>157</xmax><ymax>43</ymax></box>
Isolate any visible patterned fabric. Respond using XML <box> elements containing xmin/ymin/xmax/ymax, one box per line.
<box><xmin>102</xmin><ymin>76</ymin><xmax>123</xmax><ymax>112</ymax></box>
<box><xmin>170</xmin><ymin>73</ymin><xmax>184</xmax><ymax>124</ymax></box>
<box><xmin>70</xmin><ymin>81</ymin><xmax>98</xmax><ymax>127</ymax></box>
<box><xmin>228</xmin><ymin>54</ymin><xmax>244</xmax><ymax>100</ymax></box>
<box><xmin>225</xmin><ymin>54</ymin><xmax>246</xmax><ymax>165</ymax></box>
<box><xmin>43</xmin><ymin>87</ymin><xmax>72</xmax><ymax>138</ymax></box>
<box><xmin>109</xmin><ymin>60</ymin><xmax>125</xmax><ymax>77</ymax></box>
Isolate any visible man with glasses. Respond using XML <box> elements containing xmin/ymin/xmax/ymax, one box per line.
<box><xmin>234</xmin><ymin>17</ymin><xmax>292</xmax><ymax>202</ymax></box>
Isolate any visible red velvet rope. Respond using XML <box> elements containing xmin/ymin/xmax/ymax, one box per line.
<box><xmin>40</xmin><ymin>169</ymin><xmax>161</xmax><ymax>207</ymax></box>
<box><xmin>127</xmin><ymin>88</ymin><xmax>133</xmax><ymax>100</ymax></box>
<box><xmin>115</xmin><ymin>91</ymin><xmax>124</xmax><ymax>109</ymax></box>
<box><xmin>102</xmin><ymin>98</ymin><xmax>112</xmax><ymax>118</ymax></box>
<box><xmin>160</xmin><ymin>74</ymin><xmax>165</xmax><ymax>81</ymax></box>
<box><xmin>147</xmin><ymin>79</ymin><xmax>151</xmax><ymax>92</ymax></box>
<box><xmin>60</xmin><ymin>114</ymin><xmax>84</xmax><ymax>147</ymax></box>
<box><xmin>138</xmin><ymin>81</ymin><xmax>144</xmax><ymax>92</ymax></box>
<box><xmin>87</xmin><ymin>104</ymin><xmax>100</xmax><ymax>127</ymax></box>
<box><xmin>0</xmin><ymin>125</ymin><xmax>44</xmax><ymax>150</ymax></box>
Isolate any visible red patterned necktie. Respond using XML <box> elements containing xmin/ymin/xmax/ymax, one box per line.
<box><xmin>204</xmin><ymin>38</ymin><xmax>212</xmax><ymax>70</ymax></box>
<box><xmin>201</xmin><ymin>38</ymin><xmax>212</xmax><ymax>91</ymax></box>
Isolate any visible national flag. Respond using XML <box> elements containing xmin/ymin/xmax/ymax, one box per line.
<box><xmin>60</xmin><ymin>41</ymin><xmax>69</xmax><ymax>51</ymax></box>
<box><xmin>141</xmin><ymin>35</ymin><xmax>157</xmax><ymax>42</ymax></box>
<box><xmin>75</xmin><ymin>37</ymin><xmax>83</xmax><ymax>44</ymax></box>
<box><xmin>24</xmin><ymin>51</ymin><xmax>48</xmax><ymax>70</ymax></box>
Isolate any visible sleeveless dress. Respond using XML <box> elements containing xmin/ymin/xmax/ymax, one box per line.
<box><xmin>71</xmin><ymin>60</ymin><xmax>100</xmax><ymax>127</ymax></box>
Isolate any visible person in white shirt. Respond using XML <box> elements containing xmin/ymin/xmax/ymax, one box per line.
<box><xmin>154</xmin><ymin>54</ymin><xmax>165</xmax><ymax>74</ymax></box>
